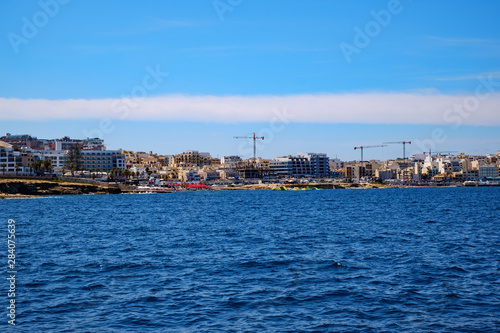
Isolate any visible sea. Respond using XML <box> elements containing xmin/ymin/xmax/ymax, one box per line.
<box><xmin>1</xmin><ymin>187</ymin><xmax>499</xmax><ymax>332</ymax></box>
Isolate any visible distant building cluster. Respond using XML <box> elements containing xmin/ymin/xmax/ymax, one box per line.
<box><xmin>1</xmin><ymin>133</ymin><xmax>499</xmax><ymax>184</ymax></box>
<box><xmin>0</xmin><ymin>133</ymin><xmax>124</xmax><ymax>174</ymax></box>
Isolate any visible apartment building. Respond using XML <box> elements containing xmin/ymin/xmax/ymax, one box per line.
<box><xmin>0</xmin><ymin>133</ymin><xmax>43</xmax><ymax>149</ymax></box>
<box><xmin>269</xmin><ymin>153</ymin><xmax>330</xmax><ymax>178</ymax></box>
<box><xmin>173</xmin><ymin>151</ymin><xmax>212</xmax><ymax>167</ymax></box>
<box><xmin>0</xmin><ymin>142</ymin><xmax>44</xmax><ymax>174</ymax></box>
<box><xmin>42</xmin><ymin>149</ymin><xmax>125</xmax><ymax>172</ymax></box>
<box><xmin>478</xmin><ymin>164</ymin><xmax>499</xmax><ymax>179</ymax></box>
<box><xmin>51</xmin><ymin>137</ymin><xmax>106</xmax><ymax>151</ymax></box>
<box><xmin>0</xmin><ymin>141</ymin><xmax>21</xmax><ymax>174</ymax></box>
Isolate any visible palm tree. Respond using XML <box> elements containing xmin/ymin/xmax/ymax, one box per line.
<box><xmin>15</xmin><ymin>165</ymin><xmax>21</xmax><ymax>176</ymax></box>
<box><xmin>43</xmin><ymin>160</ymin><xmax>53</xmax><ymax>176</ymax></box>
<box><xmin>33</xmin><ymin>160</ymin><xmax>43</xmax><ymax>176</ymax></box>
<box><xmin>1</xmin><ymin>163</ymin><xmax>6</xmax><ymax>175</ymax></box>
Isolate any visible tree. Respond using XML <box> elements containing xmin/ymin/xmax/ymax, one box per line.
<box><xmin>32</xmin><ymin>160</ymin><xmax>43</xmax><ymax>176</ymax></box>
<box><xmin>1</xmin><ymin>163</ymin><xmax>6</xmax><ymax>175</ymax></box>
<box><xmin>15</xmin><ymin>164</ymin><xmax>21</xmax><ymax>176</ymax></box>
<box><xmin>65</xmin><ymin>144</ymin><xmax>83</xmax><ymax>176</ymax></box>
<box><xmin>123</xmin><ymin>169</ymin><xmax>131</xmax><ymax>179</ymax></box>
<box><xmin>43</xmin><ymin>160</ymin><xmax>53</xmax><ymax>176</ymax></box>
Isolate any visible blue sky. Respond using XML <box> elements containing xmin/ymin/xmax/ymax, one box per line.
<box><xmin>1</xmin><ymin>0</ymin><xmax>499</xmax><ymax>160</ymax></box>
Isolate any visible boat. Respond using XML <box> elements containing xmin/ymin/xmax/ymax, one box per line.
<box><xmin>136</xmin><ymin>186</ymin><xmax>174</xmax><ymax>193</ymax></box>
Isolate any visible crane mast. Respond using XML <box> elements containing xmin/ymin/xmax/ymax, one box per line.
<box><xmin>234</xmin><ymin>132</ymin><xmax>264</xmax><ymax>164</ymax></box>
<box><xmin>354</xmin><ymin>145</ymin><xmax>387</xmax><ymax>164</ymax></box>
<box><xmin>383</xmin><ymin>141</ymin><xmax>412</xmax><ymax>165</ymax></box>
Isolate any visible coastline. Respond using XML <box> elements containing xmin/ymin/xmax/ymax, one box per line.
<box><xmin>0</xmin><ymin>178</ymin><xmax>124</xmax><ymax>198</ymax></box>
<box><xmin>3</xmin><ymin>178</ymin><xmax>495</xmax><ymax>198</ymax></box>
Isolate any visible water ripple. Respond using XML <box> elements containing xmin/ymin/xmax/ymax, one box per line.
<box><xmin>1</xmin><ymin>187</ymin><xmax>499</xmax><ymax>332</ymax></box>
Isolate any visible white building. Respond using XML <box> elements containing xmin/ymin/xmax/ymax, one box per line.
<box><xmin>0</xmin><ymin>142</ymin><xmax>45</xmax><ymax>175</ymax></box>
<box><xmin>0</xmin><ymin>141</ymin><xmax>21</xmax><ymax>174</ymax></box>
<box><xmin>179</xmin><ymin>170</ymin><xmax>201</xmax><ymax>182</ymax></box>
<box><xmin>41</xmin><ymin>149</ymin><xmax>125</xmax><ymax>172</ymax></box>
<box><xmin>478</xmin><ymin>164</ymin><xmax>499</xmax><ymax>179</ymax></box>
<box><xmin>221</xmin><ymin>156</ymin><xmax>242</xmax><ymax>166</ymax></box>
<box><xmin>269</xmin><ymin>153</ymin><xmax>330</xmax><ymax>178</ymax></box>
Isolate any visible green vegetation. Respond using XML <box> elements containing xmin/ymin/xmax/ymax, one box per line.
<box><xmin>65</xmin><ymin>144</ymin><xmax>83</xmax><ymax>175</ymax></box>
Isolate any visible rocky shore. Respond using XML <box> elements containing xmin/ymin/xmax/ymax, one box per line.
<box><xmin>214</xmin><ymin>183</ymin><xmax>395</xmax><ymax>190</ymax></box>
<box><xmin>0</xmin><ymin>179</ymin><xmax>122</xmax><ymax>198</ymax></box>
<box><xmin>2</xmin><ymin>178</ymin><xmax>476</xmax><ymax>198</ymax></box>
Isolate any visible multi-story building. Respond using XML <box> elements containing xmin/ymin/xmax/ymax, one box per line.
<box><xmin>304</xmin><ymin>153</ymin><xmax>330</xmax><ymax>178</ymax></box>
<box><xmin>453</xmin><ymin>170</ymin><xmax>479</xmax><ymax>182</ymax></box>
<box><xmin>218</xmin><ymin>168</ymin><xmax>239</xmax><ymax>180</ymax></box>
<box><xmin>221</xmin><ymin>155</ymin><xmax>242</xmax><ymax>166</ymax></box>
<box><xmin>438</xmin><ymin>159</ymin><xmax>461</xmax><ymax>174</ymax></box>
<box><xmin>42</xmin><ymin>149</ymin><xmax>125</xmax><ymax>172</ymax></box>
<box><xmin>478</xmin><ymin>164</ymin><xmax>499</xmax><ymax>179</ymax></box>
<box><xmin>375</xmin><ymin>169</ymin><xmax>394</xmax><ymax>180</ymax></box>
<box><xmin>211</xmin><ymin>158</ymin><xmax>221</xmax><ymax>166</ymax></box>
<box><xmin>199</xmin><ymin>169</ymin><xmax>221</xmax><ymax>181</ymax></box>
<box><xmin>0</xmin><ymin>133</ymin><xmax>42</xmax><ymax>149</ymax></box>
<box><xmin>81</xmin><ymin>150</ymin><xmax>125</xmax><ymax>171</ymax></box>
<box><xmin>0</xmin><ymin>142</ymin><xmax>43</xmax><ymax>174</ymax></box>
<box><xmin>173</xmin><ymin>151</ymin><xmax>212</xmax><ymax>167</ymax></box>
<box><xmin>329</xmin><ymin>158</ymin><xmax>342</xmax><ymax>170</ymax></box>
<box><xmin>269</xmin><ymin>157</ymin><xmax>293</xmax><ymax>178</ymax></box>
<box><xmin>344</xmin><ymin>166</ymin><xmax>355</xmax><ymax>180</ymax></box>
<box><xmin>269</xmin><ymin>153</ymin><xmax>330</xmax><ymax>178</ymax></box>
<box><xmin>0</xmin><ymin>141</ymin><xmax>21</xmax><ymax>174</ymax></box>
<box><xmin>51</xmin><ymin>137</ymin><xmax>105</xmax><ymax>151</ymax></box>
<box><xmin>179</xmin><ymin>170</ymin><xmax>201</xmax><ymax>182</ymax></box>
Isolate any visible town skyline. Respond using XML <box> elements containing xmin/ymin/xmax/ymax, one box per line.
<box><xmin>2</xmin><ymin>131</ymin><xmax>499</xmax><ymax>161</ymax></box>
<box><xmin>1</xmin><ymin>131</ymin><xmax>499</xmax><ymax>163</ymax></box>
<box><xmin>2</xmin><ymin>132</ymin><xmax>499</xmax><ymax>184</ymax></box>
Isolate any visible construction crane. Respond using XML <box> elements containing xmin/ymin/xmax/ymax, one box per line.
<box><xmin>234</xmin><ymin>133</ymin><xmax>264</xmax><ymax>164</ymax></box>
<box><xmin>383</xmin><ymin>141</ymin><xmax>412</xmax><ymax>164</ymax></box>
<box><xmin>354</xmin><ymin>145</ymin><xmax>387</xmax><ymax>163</ymax></box>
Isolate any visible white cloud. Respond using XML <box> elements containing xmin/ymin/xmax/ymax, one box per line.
<box><xmin>1</xmin><ymin>92</ymin><xmax>499</xmax><ymax>126</ymax></box>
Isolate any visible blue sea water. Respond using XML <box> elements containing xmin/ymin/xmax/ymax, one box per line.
<box><xmin>1</xmin><ymin>187</ymin><xmax>499</xmax><ymax>332</ymax></box>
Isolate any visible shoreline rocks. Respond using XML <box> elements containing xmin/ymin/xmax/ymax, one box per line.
<box><xmin>0</xmin><ymin>179</ymin><xmax>121</xmax><ymax>198</ymax></box>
